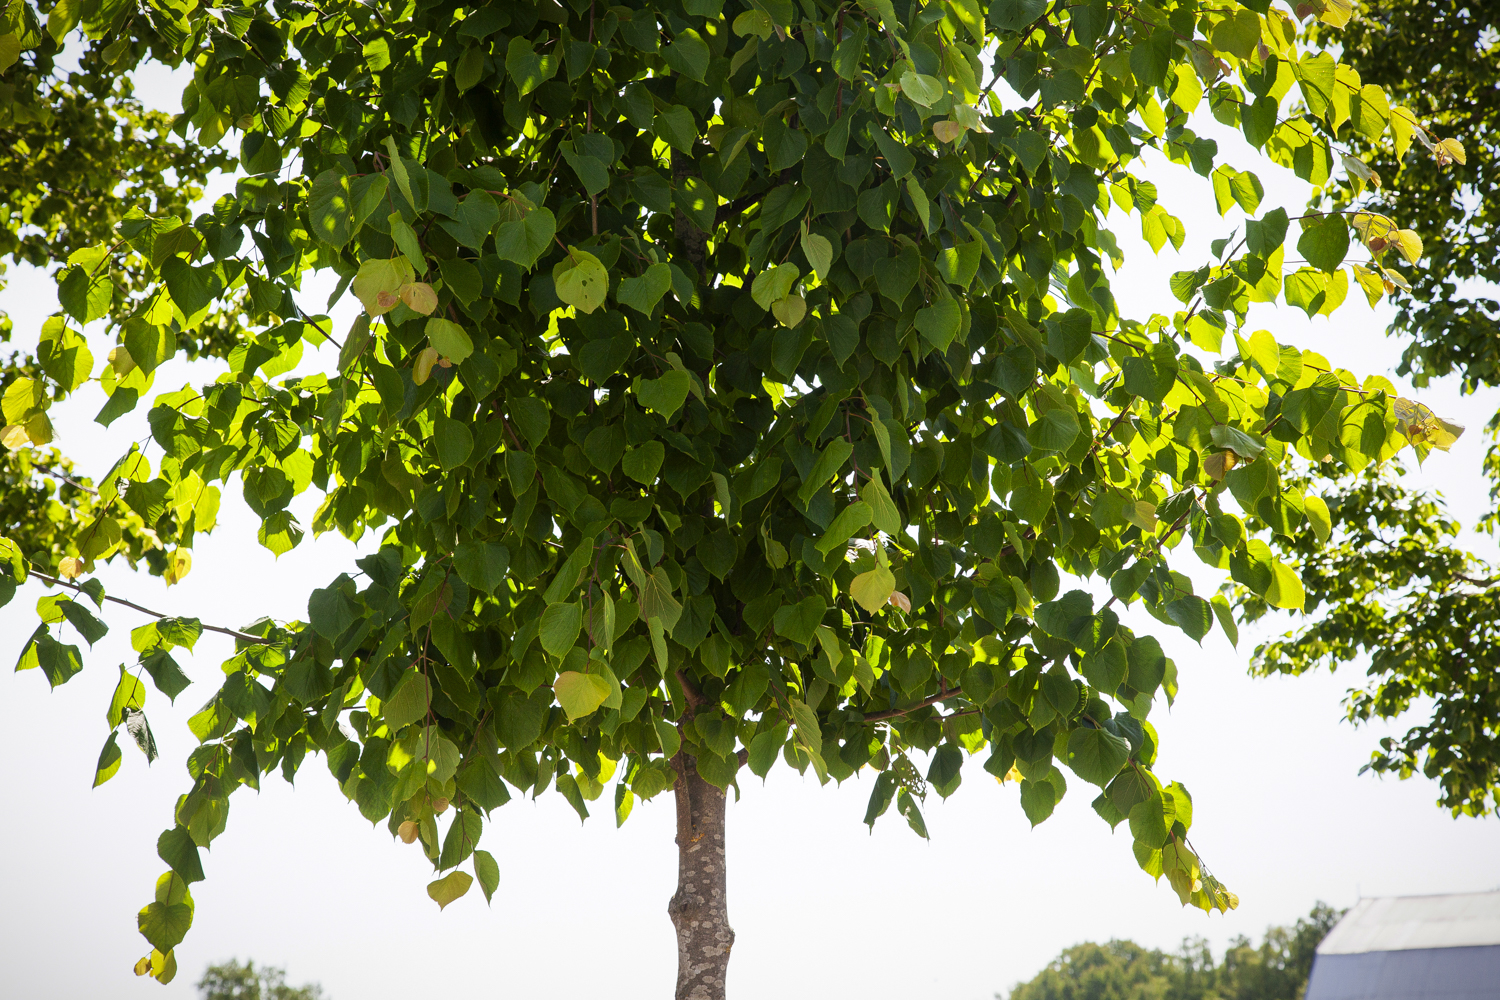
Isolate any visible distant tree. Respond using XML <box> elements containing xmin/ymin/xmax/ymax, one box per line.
<box><xmin>198</xmin><ymin>959</ymin><xmax>324</xmax><ymax>1000</ymax></box>
<box><xmin>1004</xmin><ymin>903</ymin><xmax>1342</xmax><ymax>1000</ymax></box>
<box><xmin>1216</xmin><ymin>903</ymin><xmax>1340</xmax><ymax>1000</ymax></box>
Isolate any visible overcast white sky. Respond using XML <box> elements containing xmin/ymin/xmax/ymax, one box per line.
<box><xmin>2</xmin><ymin>50</ymin><xmax>1498</xmax><ymax>1000</ymax></box>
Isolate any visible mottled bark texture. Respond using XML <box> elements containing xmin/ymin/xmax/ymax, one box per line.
<box><xmin>668</xmin><ymin>674</ymin><xmax>734</xmax><ymax>1000</ymax></box>
<box><xmin>671</xmin><ymin>149</ymin><xmax>709</xmax><ymax>278</ymax></box>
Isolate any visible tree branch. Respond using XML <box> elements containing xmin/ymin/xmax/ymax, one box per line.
<box><xmin>28</xmin><ymin>570</ymin><xmax>274</xmax><ymax>644</ymax></box>
<box><xmin>863</xmin><ymin>686</ymin><xmax>966</xmax><ymax>722</ymax></box>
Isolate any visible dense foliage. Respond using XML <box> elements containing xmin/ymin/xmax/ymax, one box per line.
<box><xmin>0</xmin><ymin>0</ymin><xmax>1471</xmax><ymax>988</ymax></box>
<box><xmin>199</xmin><ymin>959</ymin><xmax>324</xmax><ymax>1000</ymax></box>
<box><xmin>1005</xmin><ymin>903</ymin><xmax>1341</xmax><ymax>1000</ymax></box>
<box><xmin>1238</xmin><ymin>0</ymin><xmax>1500</xmax><ymax>818</ymax></box>
<box><xmin>1322</xmin><ymin>0</ymin><xmax>1500</xmax><ymax>390</ymax></box>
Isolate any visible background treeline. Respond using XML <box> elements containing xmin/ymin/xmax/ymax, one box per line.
<box><xmin>1004</xmin><ymin>904</ymin><xmax>1342</xmax><ymax>1000</ymax></box>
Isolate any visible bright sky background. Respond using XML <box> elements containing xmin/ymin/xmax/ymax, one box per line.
<box><xmin>2</xmin><ymin>47</ymin><xmax>1499</xmax><ymax>1000</ymax></box>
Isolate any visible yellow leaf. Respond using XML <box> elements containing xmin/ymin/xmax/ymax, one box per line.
<box><xmin>353</xmin><ymin>257</ymin><xmax>415</xmax><ymax>315</ymax></box>
<box><xmin>58</xmin><ymin>556</ymin><xmax>85</xmax><ymax>579</ymax></box>
<box><xmin>1393</xmin><ymin>229</ymin><xmax>1423</xmax><ymax>265</ymax></box>
<box><xmin>1435</xmin><ymin>137</ymin><xmax>1466</xmax><ymax>165</ymax></box>
<box><xmin>413</xmin><ymin>347</ymin><xmax>439</xmax><ymax>385</ymax></box>
<box><xmin>0</xmin><ymin>424</ymin><xmax>30</xmax><ymax>451</ymax></box>
<box><xmin>554</xmin><ymin>670</ymin><xmax>611</xmax><ymax>721</ymax></box>
<box><xmin>1203</xmin><ymin>451</ymin><xmax>1237</xmax><ymax>481</ymax></box>
<box><xmin>427</xmin><ymin>870</ymin><xmax>473</xmax><ymax>910</ymax></box>
<box><xmin>1379</xmin><ymin>265</ymin><xmax>1410</xmax><ymax>292</ymax></box>
<box><xmin>887</xmin><ymin>590</ymin><xmax>911</xmax><ymax>613</ymax></box>
<box><xmin>107</xmin><ymin>344</ymin><xmax>137</xmax><ymax>376</ymax></box>
<box><xmin>771</xmin><ymin>293</ymin><xmax>806</xmax><ymax>327</ymax></box>
<box><xmin>400</xmin><ymin>282</ymin><xmax>439</xmax><ymax>315</ymax></box>
<box><xmin>164</xmin><ymin>548</ymin><xmax>192</xmax><ymax>586</ymax></box>
<box><xmin>933</xmin><ymin>120</ymin><xmax>964</xmax><ymax>143</ymax></box>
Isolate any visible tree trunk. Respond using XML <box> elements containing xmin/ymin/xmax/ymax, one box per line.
<box><xmin>668</xmin><ymin>749</ymin><xmax>734</xmax><ymax>1000</ymax></box>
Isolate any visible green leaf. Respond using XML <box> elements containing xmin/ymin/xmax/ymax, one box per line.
<box><xmin>540</xmin><ymin>602</ymin><xmax>583</xmax><ymax>657</ymax></box>
<box><xmin>800</xmin><ymin>229</ymin><xmax>834</xmax><ymax>280</ymax></box>
<box><xmin>1266</xmin><ymin>561</ymin><xmax>1306</xmax><ymax>611</ymax></box>
<box><xmin>1210</xmin><ymin>596</ymin><xmax>1239</xmax><ymax>649</ymax></box>
<box><xmin>156</xmin><ymin>826</ymin><xmax>205</xmax><ymax>884</ymax></box>
<box><xmin>47</xmin><ymin>0</ymin><xmax>82</xmax><ymax>43</ymax></box>
<box><xmin>137</xmin><ymin>901</ymin><xmax>193</xmax><ymax>953</ymax></box>
<box><xmin>506</xmin><ymin>36</ymin><xmax>559</xmax><ymax>95</ymax></box>
<box><xmin>662</xmin><ymin>28</ymin><xmax>710</xmax><ymax>82</ymax></box>
<box><xmin>494</xmin><ymin>207</ymin><xmax>556</xmax><ymax>268</ymax></box>
<box><xmin>1026</xmin><ymin>408</ymin><xmax>1080</xmax><ymax>452</ymax></box>
<box><xmin>861</xmin><ymin>478</ymin><xmax>901</xmax><ymax>535</ymax></box>
<box><xmin>748</xmin><ymin>725</ymin><xmax>786</xmax><ymax>779</ymax></box>
<box><xmin>438</xmin><ymin>809</ymin><xmax>483</xmax><ymax>870</ymax></box>
<box><xmin>1165</xmin><ymin>596</ymin><xmax>1213</xmax><ymax>643</ymax></box>
<box><xmin>1209</xmin><ymin>424</ymin><xmax>1265</xmax><ymax>459</ymax></box>
<box><xmin>433</xmin><ymin>413</ymin><xmax>475</xmax><ymax>470</ymax></box>
<box><xmin>1246</xmin><ymin>208</ymin><xmax>1289</xmax><ymax>258</ymax></box>
<box><xmin>308</xmin><ymin>169</ymin><xmax>355</xmax><ymax>247</ymax></box>
<box><xmin>56</xmin><ymin>599</ymin><xmax>107</xmax><ymax>646</ymax></box>
<box><xmin>752</xmin><ymin>263</ymin><xmax>800</xmax><ymax>311</ymax></box>
<box><xmin>788</xmin><ymin>698</ymin><xmax>823</xmax><ymax>759</ymax></box>
<box><xmin>427</xmin><ymin>318</ymin><xmax>474</xmax><ymax>363</ymax></box>
<box><xmin>383</xmin><ymin>668</ymin><xmax>431</xmax><ymax>731</ymax></box>
<box><xmin>1304</xmin><ymin>495</ymin><xmax>1332</xmax><ymax>543</ymax></box>
<box><xmin>850</xmin><ymin>564</ymin><xmax>896</xmax><ymax>614</ymax></box>
<box><xmin>617</xmin><ymin>262</ymin><xmax>673</xmax><ymax>315</ymax></box>
<box><xmin>553</xmin><ymin>248</ymin><xmax>609</xmax><ymax>314</ymax></box>
<box><xmin>454</xmin><ymin>541</ymin><xmax>510</xmax><ymax>594</ymax></box>
<box><xmin>622</xmin><ymin>441</ymin><xmax>665</xmax><ymax>483</ymax></box>
<box><xmin>900</xmin><ymin>69</ymin><xmax>944</xmax><ymax>106</ymax></box>
<box><xmin>1064</xmin><ymin>727</ymin><xmax>1131</xmax><ymax>786</ymax></box>
<box><xmin>815</xmin><ymin>501</ymin><xmax>871</xmax><ymax>555</ymax></box>
<box><xmin>633</xmin><ymin>370</ymin><xmax>692</xmax><ymax>420</ymax></box>
<box><xmin>427</xmin><ymin>870</ymin><xmax>473</xmax><ymax>910</ymax></box>
<box><xmin>1129</xmin><ymin>792</ymin><xmax>1171</xmax><ymax>847</ymax></box>
<box><xmin>554</xmin><ymin>670</ymin><xmax>611</xmax><ymax>720</ymax></box>
<box><xmin>797</xmin><ymin>438</ymin><xmax>853</xmax><ymax>506</ymax></box>
<box><xmin>93</xmin><ymin>731</ymin><xmax>122</xmax><ymax>788</ymax></box>
<box><xmin>915</xmin><ymin>297</ymin><xmax>961</xmax><ymax>351</ymax></box>
<box><xmin>773</xmin><ymin>596</ymin><xmax>826</xmax><ymax>647</ymax></box>
<box><xmin>473</xmin><ymin>849</ymin><xmax>500</xmax><ymax>905</ymax></box>
<box><xmin>1019</xmin><ymin>776</ymin><xmax>1058</xmax><ymax>826</ymax></box>
<box><xmin>1123</xmin><ymin>342</ymin><xmax>1179</xmax><ymax>403</ymax></box>
<box><xmin>107</xmin><ymin>665</ymin><xmax>146</xmax><ymax>728</ymax></box>
<box><xmin>654</xmin><ymin>104</ymin><xmax>698</xmax><ymax>154</ymax></box>
<box><xmin>1297</xmin><ymin>216</ymin><xmax>1350</xmax><ymax>273</ymax></box>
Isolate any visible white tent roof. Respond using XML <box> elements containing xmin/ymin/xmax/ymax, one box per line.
<box><xmin>1318</xmin><ymin>891</ymin><xmax>1500</xmax><ymax>955</ymax></box>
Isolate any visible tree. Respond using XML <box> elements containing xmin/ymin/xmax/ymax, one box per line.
<box><xmin>0</xmin><ymin>0</ymin><xmax>1469</xmax><ymax>996</ymax></box>
<box><xmin>1230</xmin><ymin>0</ymin><xmax>1500</xmax><ymax>818</ymax></box>
<box><xmin>1004</xmin><ymin>903</ymin><xmax>1342</xmax><ymax>1000</ymax></box>
<box><xmin>198</xmin><ymin>958</ymin><xmax>324</xmax><ymax>1000</ymax></box>
<box><xmin>1317</xmin><ymin>0</ymin><xmax>1500</xmax><ymax>391</ymax></box>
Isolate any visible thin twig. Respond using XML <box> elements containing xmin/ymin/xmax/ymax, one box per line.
<box><xmin>29</xmin><ymin>570</ymin><xmax>274</xmax><ymax>644</ymax></box>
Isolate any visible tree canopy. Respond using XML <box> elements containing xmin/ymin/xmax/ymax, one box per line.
<box><xmin>198</xmin><ymin>958</ymin><xmax>324</xmax><ymax>1000</ymax></box>
<box><xmin>1232</xmin><ymin>0</ymin><xmax>1500</xmax><ymax>818</ymax></box>
<box><xmin>0</xmin><ymin>0</ymin><xmax>1476</xmax><ymax>991</ymax></box>
<box><xmin>1004</xmin><ymin>903</ymin><xmax>1341</xmax><ymax>1000</ymax></box>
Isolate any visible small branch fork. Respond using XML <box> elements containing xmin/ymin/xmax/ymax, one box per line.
<box><xmin>28</xmin><ymin>570</ymin><xmax>273</xmax><ymax>644</ymax></box>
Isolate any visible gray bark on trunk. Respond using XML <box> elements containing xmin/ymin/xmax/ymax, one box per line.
<box><xmin>667</xmin><ymin>740</ymin><xmax>733</xmax><ymax>999</ymax></box>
